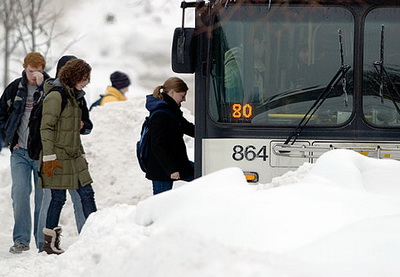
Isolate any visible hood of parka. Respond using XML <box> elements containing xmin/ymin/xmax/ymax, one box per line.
<box><xmin>44</xmin><ymin>78</ymin><xmax>68</xmax><ymax>96</ymax></box>
<box><xmin>44</xmin><ymin>78</ymin><xmax>86</xmax><ymax>100</ymax></box>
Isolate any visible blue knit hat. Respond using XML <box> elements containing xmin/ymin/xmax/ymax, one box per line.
<box><xmin>110</xmin><ymin>71</ymin><xmax>131</xmax><ymax>90</ymax></box>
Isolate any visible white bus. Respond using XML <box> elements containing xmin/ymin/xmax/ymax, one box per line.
<box><xmin>172</xmin><ymin>0</ymin><xmax>400</xmax><ymax>183</ymax></box>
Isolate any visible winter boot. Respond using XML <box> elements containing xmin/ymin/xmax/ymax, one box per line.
<box><xmin>43</xmin><ymin>227</ymin><xmax>64</xmax><ymax>255</ymax></box>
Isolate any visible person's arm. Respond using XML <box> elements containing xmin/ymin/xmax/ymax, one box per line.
<box><xmin>41</xmin><ymin>90</ymin><xmax>64</xmax><ymax>177</ymax></box>
<box><xmin>181</xmin><ymin>117</ymin><xmax>195</xmax><ymax>138</ymax></box>
<box><xmin>0</xmin><ymin>88</ymin><xmax>11</xmax><ymax>137</ymax></box>
<box><xmin>80</xmin><ymin>97</ymin><xmax>93</xmax><ymax>134</ymax></box>
<box><xmin>0</xmin><ymin>80</ymin><xmax>19</xmax><ymax>139</ymax></box>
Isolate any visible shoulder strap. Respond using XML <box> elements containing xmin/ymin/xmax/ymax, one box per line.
<box><xmin>89</xmin><ymin>95</ymin><xmax>103</xmax><ymax>111</ymax></box>
<box><xmin>48</xmin><ymin>86</ymin><xmax>68</xmax><ymax>111</ymax></box>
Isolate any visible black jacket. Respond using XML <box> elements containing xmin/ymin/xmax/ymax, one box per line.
<box><xmin>0</xmin><ymin>71</ymin><xmax>49</xmax><ymax>150</ymax></box>
<box><xmin>79</xmin><ymin>97</ymin><xmax>93</xmax><ymax>135</ymax></box>
<box><xmin>145</xmin><ymin>93</ymin><xmax>194</xmax><ymax>181</ymax></box>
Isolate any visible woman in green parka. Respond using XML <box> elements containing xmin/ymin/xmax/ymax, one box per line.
<box><xmin>39</xmin><ymin>58</ymin><xmax>97</xmax><ymax>254</ymax></box>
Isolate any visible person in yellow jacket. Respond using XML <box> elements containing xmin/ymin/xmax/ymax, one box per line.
<box><xmin>100</xmin><ymin>71</ymin><xmax>131</xmax><ymax>106</ymax></box>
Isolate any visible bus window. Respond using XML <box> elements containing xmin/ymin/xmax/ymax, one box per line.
<box><xmin>209</xmin><ymin>5</ymin><xmax>354</xmax><ymax>126</ymax></box>
<box><xmin>363</xmin><ymin>8</ymin><xmax>400</xmax><ymax>127</ymax></box>
<box><xmin>224</xmin><ymin>22</ymin><xmax>245</xmax><ymax>103</ymax></box>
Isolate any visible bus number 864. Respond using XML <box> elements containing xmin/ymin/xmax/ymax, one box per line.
<box><xmin>232</xmin><ymin>145</ymin><xmax>268</xmax><ymax>161</ymax></box>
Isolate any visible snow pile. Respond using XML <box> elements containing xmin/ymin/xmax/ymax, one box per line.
<box><xmin>1</xmin><ymin>98</ymin><xmax>400</xmax><ymax>276</ymax></box>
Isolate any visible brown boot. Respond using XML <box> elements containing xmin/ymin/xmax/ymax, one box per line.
<box><xmin>43</xmin><ymin>227</ymin><xmax>64</xmax><ymax>255</ymax></box>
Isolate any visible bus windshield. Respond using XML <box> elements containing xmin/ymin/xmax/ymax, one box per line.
<box><xmin>209</xmin><ymin>5</ymin><xmax>354</xmax><ymax>126</ymax></box>
<box><xmin>363</xmin><ymin>8</ymin><xmax>400</xmax><ymax>127</ymax></box>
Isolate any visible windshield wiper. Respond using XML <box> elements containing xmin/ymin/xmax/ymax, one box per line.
<box><xmin>374</xmin><ymin>25</ymin><xmax>386</xmax><ymax>103</ymax></box>
<box><xmin>339</xmin><ymin>29</ymin><xmax>350</xmax><ymax>106</ymax></box>
<box><xmin>373</xmin><ymin>25</ymin><xmax>400</xmax><ymax>114</ymax></box>
<box><xmin>285</xmin><ymin>29</ymin><xmax>351</xmax><ymax>145</ymax></box>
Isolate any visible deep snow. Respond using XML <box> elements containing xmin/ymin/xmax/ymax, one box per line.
<box><xmin>1</xmin><ymin>98</ymin><xmax>400</xmax><ymax>277</ymax></box>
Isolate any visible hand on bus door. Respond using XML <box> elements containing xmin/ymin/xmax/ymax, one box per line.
<box><xmin>171</xmin><ymin>172</ymin><xmax>180</xmax><ymax>180</ymax></box>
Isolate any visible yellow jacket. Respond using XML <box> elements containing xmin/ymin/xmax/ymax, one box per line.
<box><xmin>100</xmin><ymin>86</ymin><xmax>127</xmax><ymax>105</ymax></box>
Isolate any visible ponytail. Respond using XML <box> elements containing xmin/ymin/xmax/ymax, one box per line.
<box><xmin>152</xmin><ymin>85</ymin><xmax>163</xmax><ymax>99</ymax></box>
<box><xmin>152</xmin><ymin>77</ymin><xmax>189</xmax><ymax>99</ymax></box>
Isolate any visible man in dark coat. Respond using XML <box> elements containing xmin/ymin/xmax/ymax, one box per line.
<box><xmin>0</xmin><ymin>52</ymin><xmax>48</xmax><ymax>254</ymax></box>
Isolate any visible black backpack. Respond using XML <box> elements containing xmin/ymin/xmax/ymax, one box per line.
<box><xmin>136</xmin><ymin>108</ymin><xmax>176</xmax><ymax>173</ymax></box>
<box><xmin>27</xmin><ymin>87</ymin><xmax>68</xmax><ymax>160</ymax></box>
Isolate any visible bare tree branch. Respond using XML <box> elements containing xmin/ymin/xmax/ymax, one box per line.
<box><xmin>1</xmin><ymin>0</ymin><xmax>19</xmax><ymax>86</ymax></box>
<box><xmin>1</xmin><ymin>0</ymin><xmax>77</xmax><ymax>86</ymax></box>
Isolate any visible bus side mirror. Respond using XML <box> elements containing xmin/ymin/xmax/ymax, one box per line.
<box><xmin>172</xmin><ymin>27</ymin><xmax>195</xmax><ymax>73</ymax></box>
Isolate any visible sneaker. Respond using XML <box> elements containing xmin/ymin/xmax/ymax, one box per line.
<box><xmin>9</xmin><ymin>243</ymin><xmax>30</xmax><ymax>254</ymax></box>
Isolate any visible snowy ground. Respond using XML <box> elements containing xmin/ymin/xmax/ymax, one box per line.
<box><xmin>1</xmin><ymin>97</ymin><xmax>400</xmax><ymax>277</ymax></box>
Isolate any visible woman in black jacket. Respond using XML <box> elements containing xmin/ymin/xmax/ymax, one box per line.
<box><xmin>145</xmin><ymin>77</ymin><xmax>195</xmax><ymax>194</ymax></box>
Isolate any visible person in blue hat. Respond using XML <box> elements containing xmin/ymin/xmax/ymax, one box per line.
<box><xmin>100</xmin><ymin>71</ymin><xmax>131</xmax><ymax>106</ymax></box>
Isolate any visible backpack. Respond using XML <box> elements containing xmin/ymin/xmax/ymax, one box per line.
<box><xmin>27</xmin><ymin>87</ymin><xmax>68</xmax><ymax>160</ymax></box>
<box><xmin>89</xmin><ymin>95</ymin><xmax>104</xmax><ymax>111</ymax></box>
<box><xmin>136</xmin><ymin>108</ymin><xmax>176</xmax><ymax>173</ymax></box>
<box><xmin>89</xmin><ymin>93</ymin><xmax>113</xmax><ymax>111</ymax></box>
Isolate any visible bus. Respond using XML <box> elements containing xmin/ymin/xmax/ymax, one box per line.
<box><xmin>171</xmin><ymin>0</ymin><xmax>400</xmax><ymax>184</ymax></box>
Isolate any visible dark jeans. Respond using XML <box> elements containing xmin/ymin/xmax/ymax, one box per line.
<box><xmin>46</xmin><ymin>183</ymin><xmax>97</xmax><ymax>229</ymax></box>
<box><xmin>152</xmin><ymin>180</ymin><xmax>174</xmax><ymax>195</ymax></box>
<box><xmin>152</xmin><ymin>162</ymin><xmax>194</xmax><ymax>195</ymax></box>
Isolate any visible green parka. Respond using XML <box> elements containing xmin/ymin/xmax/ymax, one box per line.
<box><xmin>39</xmin><ymin>78</ymin><xmax>92</xmax><ymax>189</ymax></box>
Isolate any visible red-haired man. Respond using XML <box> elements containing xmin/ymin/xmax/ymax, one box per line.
<box><xmin>0</xmin><ymin>52</ymin><xmax>49</xmax><ymax>254</ymax></box>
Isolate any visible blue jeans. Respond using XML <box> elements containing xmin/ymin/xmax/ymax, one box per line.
<box><xmin>10</xmin><ymin>148</ymin><xmax>43</xmax><ymax>248</ymax></box>
<box><xmin>37</xmin><ymin>189</ymin><xmax>86</xmax><ymax>250</ymax></box>
<box><xmin>46</xmin><ymin>184</ymin><xmax>97</xmax><ymax>230</ymax></box>
<box><xmin>152</xmin><ymin>162</ymin><xmax>194</xmax><ymax>195</ymax></box>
